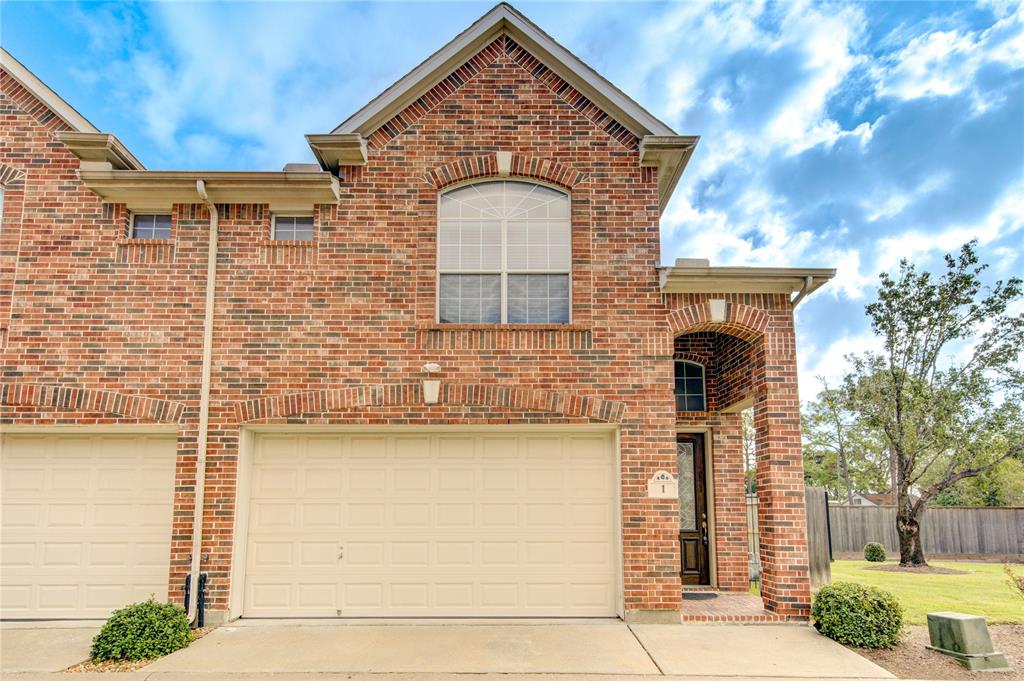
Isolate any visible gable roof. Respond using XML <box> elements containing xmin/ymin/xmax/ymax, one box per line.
<box><xmin>0</xmin><ymin>47</ymin><xmax>98</xmax><ymax>133</ymax></box>
<box><xmin>332</xmin><ymin>3</ymin><xmax>677</xmax><ymax>140</ymax></box>
<box><xmin>313</xmin><ymin>3</ymin><xmax>697</xmax><ymax>212</ymax></box>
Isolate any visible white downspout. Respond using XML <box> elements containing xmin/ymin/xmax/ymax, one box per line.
<box><xmin>791</xmin><ymin>275</ymin><xmax>814</xmax><ymax>308</ymax></box>
<box><xmin>188</xmin><ymin>179</ymin><xmax>219</xmax><ymax>625</ymax></box>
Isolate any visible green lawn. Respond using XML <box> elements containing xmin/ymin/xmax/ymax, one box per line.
<box><xmin>829</xmin><ymin>560</ymin><xmax>1024</xmax><ymax>625</ymax></box>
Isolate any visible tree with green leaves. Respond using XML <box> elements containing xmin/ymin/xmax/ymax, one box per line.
<box><xmin>844</xmin><ymin>241</ymin><xmax>1023</xmax><ymax>566</ymax></box>
<box><xmin>802</xmin><ymin>381</ymin><xmax>890</xmax><ymax>503</ymax></box>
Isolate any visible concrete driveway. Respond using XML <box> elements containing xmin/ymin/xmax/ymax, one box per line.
<box><xmin>1</xmin><ymin>621</ymin><xmax>895</xmax><ymax>680</ymax></box>
<box><xmin>0</xmin><ymin>621</ymin><xmax>100</xmax><ymax>672</ymax></box>
<box><xmin>144</xmin><ymin>621</ymin><xmax>893</xmax><ymax>679</ymax></box>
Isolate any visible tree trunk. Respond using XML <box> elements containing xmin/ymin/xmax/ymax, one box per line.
<box><xmin>841</xmin><ymin>451</ymin><xmax>853</xmax><ymax>507</ymax></box>
<box><xmin>896</xmin><ymin>506</ymin><xmax>927</xmax><ymax>566</ymax></box>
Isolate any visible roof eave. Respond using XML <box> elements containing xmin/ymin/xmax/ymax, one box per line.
<box><xmin>76</xmin><ymin>170</ymin><xmax>341</xmax><ymax>212</ymax></box>
<box><xmin>659</xmin><ymin>266</ymin><xmax>836</xmax><ymax>297</ymax></box>
<box><xmin>305</xmin><ymin>133</ymin><xmax>368</xmax><ymax>173</ymax></box>
<box><xmin>56</xmin><ymin>132</ymin><xmax>146</xmax><ymax>171</ymax></box>
<box><xmin>640</xmin><ymin>135</ymin><xmax>699</xmax><ymax>213</ymax></box>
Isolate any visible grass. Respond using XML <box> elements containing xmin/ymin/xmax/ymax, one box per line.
<box><xmin>829</xmin><ymin>560</ymin><xmax>1024</xmax><ymax>625</ymax></box>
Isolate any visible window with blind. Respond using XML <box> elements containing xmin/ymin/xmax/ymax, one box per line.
<box><xmin>437</xmin><ymin>180</ymin><xmax>571</xmax><ymax>324</ymax></box>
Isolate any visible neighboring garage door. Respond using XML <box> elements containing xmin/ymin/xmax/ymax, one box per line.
<box><xmin>0</xmin><ymin>432</ymin><xmax>176</xmax><ymax>618</ymax></box>
<box><xmin>243</xmin><ymin>430</ymin><xmax>618</xmax><ymax>617</ymax></box>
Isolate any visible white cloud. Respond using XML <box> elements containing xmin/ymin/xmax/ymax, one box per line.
<box><xmin>797</xmin><ymin>330</ymin><xmax>884</xmax><ymax>401</ymax></box>
<box><xmin>874</xmin><ymin>179</ymin><xmax>1024</xmax><ymax>272</ymax></box>
<box><xmin>862</xmin><ymin>172</ymin><xmax>951</xmax><ymax>223</ymax></box>
<box><xmin>651</xmin><ymin>2</ymin><xmax>869</xmax><ymax>272</ymax></box>
<box><xmin>77</xmin><ymin>2</ymin><xmax>472</xmax><ymax>169</ymax></box>
<box><xmin>873</xmin><ymin>2</ymin><xmax>1024</xmax><ymax>101</ymax></box>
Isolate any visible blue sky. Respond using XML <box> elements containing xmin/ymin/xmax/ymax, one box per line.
<box><xmin>5</xmin><ymin>1</ymin><xmax>1023</xmax><ymax>400</ymax></box>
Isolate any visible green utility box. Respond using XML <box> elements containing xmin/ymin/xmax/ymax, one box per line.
<box><xmin>926</xmin><ymin>612</ymin><xmax>1011</xmax><ymax>672</ymax></box>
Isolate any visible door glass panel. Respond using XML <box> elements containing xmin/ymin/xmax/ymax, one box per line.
<box><xmin>677</xmin><ymin>441</ymin><xmax>696</xmax><ymax>531</ymax></box>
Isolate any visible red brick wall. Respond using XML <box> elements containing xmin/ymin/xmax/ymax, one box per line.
<box><xmin>1</xmin><ymin>35</ymin><xmax>810</xmax><ymax>619</ymax></box>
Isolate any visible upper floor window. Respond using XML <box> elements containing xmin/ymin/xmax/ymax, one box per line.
<box><xmin>272</xmin><ymin>214</ymin><xmax>314</xmax><ymax>241</ymax></box>
<box><xmin>675</xmin><ymin>360</ymin><xmax>706</xmax><ymax>412</ymax></box>
<box><xmin>438</xmin><ymin>180</ymin><xmax>570</xmax><ymax>324</ymax></box>
<box><xmin>131</xmin><ymin>213</ymin><xmax>171</xmax><ymax>239</ymax></box>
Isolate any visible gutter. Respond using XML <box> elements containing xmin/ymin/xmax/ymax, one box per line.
<box><xmin>187</xmin><ymin>180</ymin><xmax>219</xmax><ymax>625</ymax></box>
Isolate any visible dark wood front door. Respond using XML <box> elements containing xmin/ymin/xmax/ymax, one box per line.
<box><xmin>677</xmin><ymin>434</ymin><xmax>710</xmax><ymax>585</ymax></box>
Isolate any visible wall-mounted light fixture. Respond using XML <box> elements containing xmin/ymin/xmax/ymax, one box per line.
<box><xmin>422</xmin><ymin>362</ymin><xmax>442</xmax><ymax>403</ymax></box>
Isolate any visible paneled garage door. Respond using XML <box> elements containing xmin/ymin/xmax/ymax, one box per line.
<box><xmin>0</xmin><ymin>432</ymin><xmax>176</xmax><ymax>619</ymax></box>
<box><xmin>243</xmin><ymin>430</ymin><xmax>618</xmax><ymax>617</ymax></box>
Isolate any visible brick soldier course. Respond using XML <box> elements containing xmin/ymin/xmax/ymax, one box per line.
<box><xmin>0</xmin><ymin>4</ymin><xmax>831</xmax><ymax>622</ymax></box>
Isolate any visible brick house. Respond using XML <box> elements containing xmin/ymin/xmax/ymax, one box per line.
<box><xmin>0</xmin><ymin>4</ymin><xmax>833</xmax><ymax>624</ymax></box>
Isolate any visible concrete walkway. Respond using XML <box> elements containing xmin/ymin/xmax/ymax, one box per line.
<box><xmin>0</xmin><ymin>623</ymin><xmax>100</xmax><ymax>673</ymax></box>
<box><xmin>2</xmin><ymin>621</ymin><xmax>896</xmax><ymax>680</ymax></box>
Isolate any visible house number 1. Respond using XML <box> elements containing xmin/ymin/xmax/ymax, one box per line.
<box><xmin>648</xmin><ymin>470</ymin><xmax>677</xmax><ymax>499</ymax></box>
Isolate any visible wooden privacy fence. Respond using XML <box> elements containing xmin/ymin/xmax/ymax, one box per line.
<box><xmin>827</xmin><ymin>505</ymin><xmax>1024</xmax><ymax>556</ymax></box>
<box><xmin>746</xmin><ymin>487</ymin><xmax>832</xmax><ymax>587</ymax></box>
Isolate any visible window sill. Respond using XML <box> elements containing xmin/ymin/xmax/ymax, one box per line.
<box><xmin>258</xmin><ymin>239</ymin><xmax>317</xmax><ymax>247</ymax></box>
<box><xmin>116</xmin><ymin>238</ymin><xmax>173</xmax><ymax>246</ymax></box>
<box><xmin>416</xmin><ymin>323</ymin><xmax>593</xmax><ymax>350</ymax></box>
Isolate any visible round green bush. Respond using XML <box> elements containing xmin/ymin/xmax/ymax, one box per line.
<box><xmin>91</xmin><ymin>599</ymin><xmax>192</xmax><ymax>661</ymax></box>
<box><xmin>812</xmin><ymin>581</ymin><xmax>903</xmax><ymax>649</ymax></box>
<box><xmin>863</xmin><ymin>541</ymin><xmax>887</xmax><ymax>562</ymax></box>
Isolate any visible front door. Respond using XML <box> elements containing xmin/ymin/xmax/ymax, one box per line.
<box><xmin>677</xmin><ymin>434</ymin><xmax>710</xmax><ymax>585</ymax></box>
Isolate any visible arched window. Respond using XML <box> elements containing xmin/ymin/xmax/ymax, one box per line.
<box><xmin>674</xmin><ymin>361</ymin><xmax>706</xmax><ymax>411</ymax></box>
<box><xmin>438</xmin><ymin>180</ymin><xmax>571</xmax><ymax>324</ymax></box>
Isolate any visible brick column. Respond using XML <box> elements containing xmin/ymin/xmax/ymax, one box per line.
<box><xmin>753</xmin><ymin>321</ymin><xmax>811</xmax><ymax>618</ymax></box>
<box><xmin>710</xmin><ymin>413</ymin><xmax>750</xmax><ymax>591</ymax></box>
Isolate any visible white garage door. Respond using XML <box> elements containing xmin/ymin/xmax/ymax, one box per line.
<box><xmin>243</xmin><ymin>430</ymin><xmax>619</xmax><ymax>617</ymax></box>
<box><xmin>0</xmin><ymin>432</ymin><xmax>176</xmax><ymax>618</ymax></box>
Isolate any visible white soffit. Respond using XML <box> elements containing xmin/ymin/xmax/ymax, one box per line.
<box><xmin>1</xmin><ymin>47</ymin><xmax>99</xmax><ymax>133</ymax></box>
<box><xmin>659</xmin><ymin>266</ymin><xmax>837</xmax><ymax>296</ymax></box>
<box><xmin>332</xmin><ymin>3</ymin><xmax>677</xmax><ymax>139</ymax></box>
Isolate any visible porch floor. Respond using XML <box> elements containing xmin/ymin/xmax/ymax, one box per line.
<box><xmin>679</xmin><ymin>590</ymin><xmax>788</xmax><ymax>623</ymax></box>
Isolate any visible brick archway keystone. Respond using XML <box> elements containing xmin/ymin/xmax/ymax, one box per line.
<box><xmin>0</xmin><ymin>383</ymin><xmax>185</xmax><ymax>423</ymax></box>
<box><xmin>234</xmin><ymin>383</ymin><xmax>625</xmax><ymax>424</ymax></box>
<box><xmin>424</xmin><ymin>153</ymin><xmax>587</xmax><ymax>191</ymax></box>
<box><xmin>668</xmin><ymin>302</ymin><xmax>769</xmax><ymax>342</ymax></box>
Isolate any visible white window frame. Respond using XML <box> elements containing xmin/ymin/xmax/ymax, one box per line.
<box><xmin>435</xmin><ymin>179</ymin><xmax>572</xmax><ymax>324</ymax></box>
<box><xmin>270</xmin><ymin>213</ymin><xmax>315</xmax><ymax>241</ymax></box>
<box><xmin>0</xmin><ymin>185</ymin><xmax>5</xmax><ymax>232</ymax></box>
<box><xmin>674</xmin><ymin>360</ymin><xmax>708</xmax><ymax>412</ymax></box>
<box><xmin>129</xmin><ymin>212</ymin><xmax>172</xmax><ymax>239</ymax></box>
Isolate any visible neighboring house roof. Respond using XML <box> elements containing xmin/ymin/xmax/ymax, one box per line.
<box><xmin>863</xmin><ymin>494</ymin><xmax>896</xmax><ymax>506</ymax></box>
<box><xmin>830</xmin><ymin>493</ymin><xmax>877</xmax><ymax>506</ymax></box>
<box><xmin>0</xmin><ymin>47</ymin><xmax>98</xmax><ymax>133</ymax></box>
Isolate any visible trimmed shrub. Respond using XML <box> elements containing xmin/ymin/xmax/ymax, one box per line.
<box><xmin>863</xmin><ymin>542</ymin><xmax>887</xmax><ymax>562</ymax></box>
<box><xmin>812</xmin><ymin>582</ymin><xmax>903</xmax><ymax>648</ymax></box>
<box><xmin>91</xmin><ymin>599</ymin><xmax>192</xmax><ymax>661</ymax></box>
